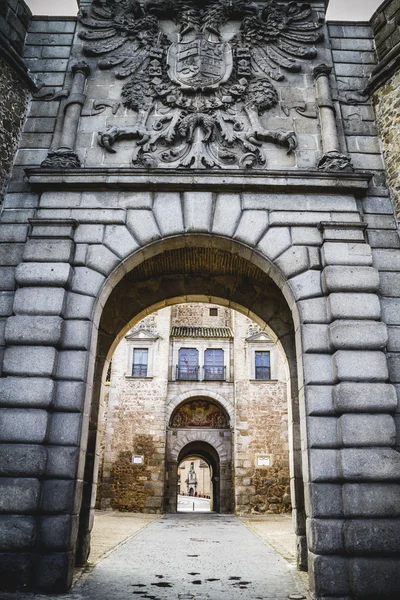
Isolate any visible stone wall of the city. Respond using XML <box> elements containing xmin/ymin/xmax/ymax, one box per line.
<box><xmin>233</xmin><ymin>313</ymin><xmax>290</xmax><ymax>515</ymax></box>
<box><xmin>0</xmin><ymin>0</ymin><xmax>31</xmax><ymax>202</ymax></box>
<box><xmin>370</xmin><ymin>0</ymin><xmax>400</xmax><ymax>219</ymax></box>
<box><xmin>98</xmin><ymin>312</ymin><xmax>170</xmax><ymax>513</ymax></box>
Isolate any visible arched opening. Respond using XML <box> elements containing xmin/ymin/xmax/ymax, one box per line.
<box><xmin>177</xmin><ymin>442</ymin><xmax>221</xmax><ymax>513</ymax></box>
<box><xmin>75</xmin><ymin>237</ymin><xmax>306</xmax><ymax>572</ymax></box>
<box><xmin>177</xmin><ymin>453</ymin><xmax>213</xmax><ymax>513</ymax></box>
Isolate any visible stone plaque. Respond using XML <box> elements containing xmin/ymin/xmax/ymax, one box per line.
<box><xmin>132</xmin><ymin>455</ymin><xmax>144</xmax><ymax>465</ymax></box>
<box><xmin>257</xmin><ymin>455</ymin><xmax>271</xmax><ymax>467</ymax></box>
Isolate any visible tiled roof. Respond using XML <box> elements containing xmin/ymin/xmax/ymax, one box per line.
<box><xmin>171</xmin><ymin>326</ymin><xmax>233</xmax><ymax>338</ymax></box>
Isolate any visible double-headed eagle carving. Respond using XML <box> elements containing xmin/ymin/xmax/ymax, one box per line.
<box><xmin>79</xmin><ymin>0</ymin><xmax>323</xmax><ymax>169</ymax></box>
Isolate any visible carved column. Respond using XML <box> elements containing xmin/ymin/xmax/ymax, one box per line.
<box><xmin>314</xmin><ymin>64</ymin><xmax>353</xmax><ymax>172</ymax></box>
<box><xmin>41</xmin><ymin>62</ymin><xmax>91</xmax><ymax>169</ymax></box>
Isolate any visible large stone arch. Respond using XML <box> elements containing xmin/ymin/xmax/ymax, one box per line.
<box><xmin>1</xmin><ymin>186</ymin><xmax>400</xmax><ymax>597</ymax></box>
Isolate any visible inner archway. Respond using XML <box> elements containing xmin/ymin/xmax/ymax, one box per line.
<box><xmin>77</xmin><ymin>238</ymin><xmax>306</xmax><ymax>572</ymax></box>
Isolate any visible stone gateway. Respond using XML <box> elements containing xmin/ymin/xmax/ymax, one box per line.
<box><xmin>1</xmin><ymin>0</ymin><xmax>400</xmax><ymax>598</ymax></box>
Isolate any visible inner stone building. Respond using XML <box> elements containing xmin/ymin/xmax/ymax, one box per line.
<box><xmin>97</xmin><ymin>303</ymin><xmax>290</xmax><ymax>515</ymax></box>
<box><xmin>1</xmin><ymin>0</ymin><xmax>400</xmax><ymax>598</ymax></box>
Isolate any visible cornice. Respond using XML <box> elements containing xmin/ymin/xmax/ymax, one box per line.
<box><xmin>25</xmin><ymin>167</ymin><xmax>372</xmax><ymax>195</ymax></box>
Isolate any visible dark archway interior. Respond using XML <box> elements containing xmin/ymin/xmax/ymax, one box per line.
<box><xmin>178</xmin><ymin>442</ymin><xmax>221</xmax><ymax>513</ymax></box>
<box><xmin>75</xmin><ymin>242</ymin><xmax>305</xmax><ymax>569</ymax></box>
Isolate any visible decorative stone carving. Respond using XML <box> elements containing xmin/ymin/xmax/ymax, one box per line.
<box><xmin>170</xmin><ymin>399</ymin><xmax>229</xmax><ymax>428</ymax></box>
<box><xmin>79</xmin><ymin>0</ymin><xmax>323</xmax><ymax>169</ymax></box>
<box><xmin>313</xmin><ymin>63</ymin><xmax>353</xmax><ymax>172</ymax></box>
<box><xmin>41</xmin><ymin>61</ymin><xmax>91</xmax><ymax>169</ymax></box>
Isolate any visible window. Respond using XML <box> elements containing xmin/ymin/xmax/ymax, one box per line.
<box><xmin>204</xmin><ymin>348</ymin><xmax>225</xmax><ymax>381</ymax></box>
<box><xmin>209</xmin><ymin>308</ymin><xmax>218</xmax><ymax>316</ymax></box>
<box><xmin>177</xmin><ymin>348</ymin><xmax>199</xmax><ymax>380</ymax></box>
<box><xmin>132</xmin><ymin>348</ymin><xmax>149</xmax><ymax>377</ymax></box>
<box><xmin>255</xmin><ymin>351</ymin><xmax>271</xmax><ymax>380</ymax></box>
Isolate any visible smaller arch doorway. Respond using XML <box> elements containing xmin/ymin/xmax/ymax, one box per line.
<box><xmin>177</xmin><ymin>442</ymin><xmax>220</xmax><ymax>513</ymax></box>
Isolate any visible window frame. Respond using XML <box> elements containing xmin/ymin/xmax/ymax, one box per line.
<box><xmin>132</xmin><ymin>347</ymin><xmax>149</xmax><ymax>378</ymax></box>
<box><xmin>254</xmin><ymin>350</ymin><xmax>271</xmax><ymax>381</ymax></box>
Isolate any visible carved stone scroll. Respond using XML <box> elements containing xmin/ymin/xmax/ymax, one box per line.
<box><xmin>314</xmin><ymin>63</ymin><xmax>353</xmax><ymax>172</ymax></box>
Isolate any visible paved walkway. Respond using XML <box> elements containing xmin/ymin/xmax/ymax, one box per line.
<box><xmin>178</xmin><ymin>495</ymin><xmax>211</xmax><ymax>513</ymax></box>
<box><xmin>74</xmin><ymin>514</ymin><xmax>308</xmax><ymax>600</ymax></box>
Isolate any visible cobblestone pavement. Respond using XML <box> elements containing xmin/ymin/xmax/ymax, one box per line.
<box><xmin>0</xmin><ymin>514</ymin><xmax>309</xmax><ymax>600</ymax></box>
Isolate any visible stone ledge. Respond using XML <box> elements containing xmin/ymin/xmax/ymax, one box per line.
<box><xmin>25</xmin><ymin>168</ymin><xmax>372</xmax><ymax>194</ymax></box>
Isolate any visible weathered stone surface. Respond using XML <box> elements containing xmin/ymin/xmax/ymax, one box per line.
<box><xmin>5</xmin><ymin>315</ymin><xmax>63</xmax><ymax>346</ymax></box>
<box><xmin>304</xmin><ymin>386</ymin><xmax>335</xmax><ymax>415</ymax></box>
<box><xmin>0</xmin><ymin>444</ymin><xmax>47</xmax><ymax>477</ymax></box>
<box><xmin>307</xmin><ymin>518</ymin><xmax>344</xmax><ymax>554</ymax></box>
<box><xmin>307</xmin><ymin>417</ymin><xmax>338</xmax><ymax>448</ymax></box>
<box><xmin>328</xmin><ymin>294</ymin><xmax>381</xmax><ymax>320</ymax></box>
<box><xmin>257</xmin><ymin>227</ymin><xmax>291</xmax><ymax>261</ymax></box>
<box><xmin>3</xmin><ymin>346</ymin><xmax>58</xmax><ymax>377</ymax></box>
<box><xmin>13</xmin><ymin>287</ymin><xmax>66</xmax><ymax>316</ymax></box>
<box><xmin>48</xmin><ymin>413</ymin><xmax>82</xmax><ymax>446</ymax></box>
<box><xmin>351</xmin><ymin>558</ymin><xmax>400</xmax><ymax>599</ymax></box>
<box><xmin>0</xmin><ymin>408</ymin><xmax>48</xmax><ymax>443</ymax></box>
<box><xmin>322</xmin><ymin>266</ymin><xmax>379</xmax><ymax>293</ymax></box>
<box><xmin>334</xmin><ymin>382</ymin><xmax>398</xmax><ymax>413</ymax></box>
<box><xmin>15</xmin><ymin>263</ymin><xmax>73</xmax><ymax>287</ymax></box>
<box><xmin>322</xmin><ymin>242</ymin><xmax>373</xmax><ymax>267</ymax></box>
<box><xmin>343</xmin><ymin>484</ymin><xmax>400</xmax><ymax>517</ymax></box>
<box><xmin>0</xmin><ymin>478</ymin><xmax>41</xmax><ymax>513</ymax></box>
<box><xmin>334</xmin><ymin>350</ymin><xmax>389</xmax><ymax>382</ymax></box>
<box><xmin>39</xmin><ymin>515</ymin><xmax>78</xmax><ymax>551</ymax></box>
<box><xmin>23</xmin><ymin>239</ymin><xmax>74</xmax><ymax>263</ymax></box>
<box><xmin>41</xmin><ymin>480</ymin><xmax>79</xmax><ymax>514</ymax></box>
<box><xmin>57</xmin><ymin>351</ymin><xmax>87</xmax><ymax>382</ymax></box>
<box><xmin>0</xmin><ymin>516</ymin><xmax>36</xmax><ymax>550</ymax></box>
<box><xmin>304</xmin><ymin>483</ymin><xmax>343</xmax><ymax>518</ymax></box>
<box><xmin>329</xmin><ymin>320</ymin><xmax>388</xmax><ymax>350</ymax></box>
<box><xmin>339</xmin><ymin>414</ymin><xmax>396</xmax><ymax>447</ymax></box>
<box><xmin>308</xmin><ymin>553</ymin><xmax>351</xmax><ymax>597</ymax></box>
<box><xmin>0</xmin><ymin>376</ymin><xmax>54</xmax><ymax>408</ymax></box>
<box><xmin>340</xmin><ymin>448</ymin><xmax>400</xmax><ymax>481</ymax></box>
<box><xmin>53</xmin><ymin>381</ymin><xmax>86</xmax><ymax>412</ymax></box>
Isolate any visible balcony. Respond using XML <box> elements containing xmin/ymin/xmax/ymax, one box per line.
<box><xmin>203</xmin><ymin>366</ymin><xmax>226</xmax><ymax>381</ymax></box>
<box><xmin>176</xmin><ymin>366</ymin><xmax>199</xmax><ymax>381</ymax></box>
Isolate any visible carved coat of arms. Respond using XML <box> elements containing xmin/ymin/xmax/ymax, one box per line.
<box><xmin>79</xmin><ymin>0</ymin><xmax>323</xmax><ymax>169</ymax></box>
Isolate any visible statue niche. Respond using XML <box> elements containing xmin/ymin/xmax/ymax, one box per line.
<box><xmin>78</xmin><ymin>0</ymin><xmax>324</xmax><ymax>169</ymax></box>
<box><xmin>170</xmin><ymin>398</ymin><xmax>229</xmax><ymax>429</ymax></box>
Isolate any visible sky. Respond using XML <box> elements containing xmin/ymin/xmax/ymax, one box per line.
<box><xmin>25</xmin><ymin>0</ymin><xmax>384</xmax><ymax>21</ymax></box>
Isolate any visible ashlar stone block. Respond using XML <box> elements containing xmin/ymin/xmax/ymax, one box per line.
<box><xmin>322</xmin><ymin>266</ymin><xmax>379</xmax><ymax>293</ymax></box>
<box><xmin>328</xmin><ymin>293</ymin><xmax>381</xmax><ymax>320</ymax></box>
<box><xmin>343</xmin><ymin>483</ymin><xmax>400</xmax><ymax>517</ymax></box>
<box><xmin>212</xmin><ymin>194</ymin><xmax>241</xmax><ymax>237</ymax></box>
<box><xmin>304</xmin><ymin>385</ymin><xmax>335</xmax><ymax>415</ymax></box>
<box><xmin>307</xmin><ymin>417</ymin><xmax>339</xmax><ymax>448</ymax></box>
<box><xmin>86</xmin><ymin>244</ymin><xmax>119</xmax><ymax>277</ymax></box>
<box><xmin>303</xmin><ymin>354</ymin><xmax>335</xmax><ymax>385</ymax></box>
<box><xmin>13</xmin><ymin>287</ymin><xmax>66</xmax><ymax>316</ymax></box>
<box><xmin>71</xmin><ymin>267</ymin><xmax>105</xmax><ymax>298</ymax></box>
<box><xmin>57</xmin><ymin>351</ymin><xmax>87</xmax><ymax>382</ymax></box>
<box><xmin>48</xmin><ymin>413</ymin><xmax>82</xmax><ymax>446</ymax></box>
<box><xmin>61</xmin><ymin>320</ymin><xmax>91</xmax><ymax>350</ymax></box>
<box><xmin>334</xmin><ymin>350</ymin><xmax>389</xmax><ymax>382</ymax></box>
<box><xmin>334</xmin><ymin>382</ymin><xmax>398</xmax><ymax>413</ymax></box>
<box><xmin>153</xmin><ymin>193</ymin><xmax>184</xmax><ymax>237</ymax></box>
<box><xmin>0</xmin><ymin>478</ymin><xmax>41</xmax><ymax>513</ymax></box>
<box><xmin>307</xmin><ymin>518</ymin><xmax>344</xmax><ymax>554</ymax></box>
<box><xmin>298</xmin><ymin>297</ymin><xmax>330</xmax><ymax>324</ymax></box>
<box><xmin>304</xmin><ymin>483</ymin><xmax>343</xmax><ymax>518</ymax></box>
<box><xmin>340</xmin><ymin>448</ymin><xmax>400</xmax><ymax>481</ymax></box>
<box><xmin>0</xmin><ymin>445</ymin><xmax>47</xmax><ymax>477</ymax></box>
<box><xmin>351</xmin><ymin>558</ymin><xmax>400</xmax><ymax>599</ymax></box>
<box><xmin>15</xmin><ymin>263</ymin><xmax>73</xmax><ymax>288</ymax></box>
<box><xmin>344</xmin><ymin>520</ymin><xmax>400</xmax><ymax>555</ymax></box>
<box><xmin>53</xmin><ymin>381</ymin><xmax>86</xmax><ymax>412</ymax></box>
<box><xmin>3</xmin><ymin>346</ymin><xmax>58</xmax><ymax>378</ymax></box>
<box><xmin>0</xmin><ymin>516</ymin><xmax>36</xmax><ymax>550</ymax></box>
<box><xmin>288</xmin><ymin>270</ymin><xmax>322</xmax><ymax>301</ymax></box>
<box><xmin>235</xmin><ymin>210</ymin><xmax>269</xmax><ymax>247</ymax></box>
<box><xmin>39</xmin><ymin>515</ymin><xmax>78</xmax><ymax>552</ymax></box>
<box><xmin>0</xmin><ymin>377</ymin><xmax>54</xmax><ymax>408</ymax></box>
<box><xmin>5</xmin><ymin>316</ymin><xmax>63</xmax><ymax>346</ymax></box>
<box><xmin>0</xmin><ymin>409</ymin><xmax>48</xmax><ymax>444</ymax></box>
<box><xmin>103</xmin><ymin>225</ymin><xmax>139</xmax><ymax>259</ymax></box>
<box><xmin>322</xmin><ymin>242</ymin><xmax>373</xmax><ymax>267</ymax></box>
<box><xmin>257</xmin><ymin>226</ymin><xmax>291</xmax><ymax>261</ymax></box>
<box><xmin>308</xmin><ymin>553</ymin><xmax>351</xmax><ymax>597</ymax></box>
<box><xmin>339</xmin><ymin>414</ymin><xmax>396</xmax><ymax>447</ymax></box>
<box><xmin>275</xmin><ymin>246</ymin><xmax>309</xmax><ymax>279</ymax></box>
<box><xmin>329</xmin><ymin>320</ymin><xmax>388</xmax><ymax>350</ymax></box>
<box><xmin>23</xmin><ymin>239</ymin><xmax>74</xmax><ymax>263</ymax></box>
<box><xmin>302</xmin><ymin>324</ymin><xmax>330</xmax><ymax>353</ymax></box>
<box><xmin>183</xmin><ymin>192</ymin><xmax>212</xmax><ymax>233</ymax></box>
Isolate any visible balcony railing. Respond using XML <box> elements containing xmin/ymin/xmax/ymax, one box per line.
<box><xmin>176</xmin><ymin>366</ymin><xmax>199</xmax><ymax>381</ymax></box>
<box><xmin>132</xmin><ymin>364</ymin><xmax>148</xmax><ymax>377</ymax></box>
<box><xmin>204</xmin><ymin>365</ymin><xmax>226</xmax><ymax>381</ymax></box>
<box><xmin>255</xmin><ymin>366</ymin><xmax>271</xmax><ymax>380</ymax></box>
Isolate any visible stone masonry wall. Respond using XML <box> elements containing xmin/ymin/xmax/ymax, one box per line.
<box><xmin>0</xmin><ymin>0</ymin><xmax>31</xmax><ymax>202</ymax></box>
<box><xmin>233</xmin><ymin>313</ymin><xmax>290</xmax><ymax>515</ymax></box>
<box><xmin>370</xmin><ymin>0</ymin><xmax>400</xmax><ymax>218</ymax></box>
<box><xmin>98</xmin><ymin>311</ymin><xmax>170</xmax><ymax>513</ymax></box>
